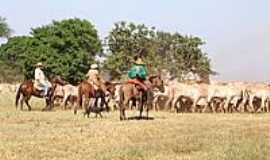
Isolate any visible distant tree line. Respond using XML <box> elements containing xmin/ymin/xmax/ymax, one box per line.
<box><xmin>0</xmin><ymin>17</ymin><xmax>212</xmax><ymax>83</ymax></box>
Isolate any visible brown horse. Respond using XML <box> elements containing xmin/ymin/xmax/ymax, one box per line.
<box><xmin>15</xmin><ymin>76</ymin><xmax>66</xmax><ymax>111</ymax></box>
<box><xmin>73</xmin><ymin>80</ymin><xmax>118</xmax><ymax>115</ymax></box>
<box><xmin>119</xmin><ymin>75</ymin><xmax>165</xmax><ymax>120</ymax></box>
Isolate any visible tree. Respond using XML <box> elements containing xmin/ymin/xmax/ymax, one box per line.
<box><xmin>103</xmin><ymin>22</ymin><xmax>157</xmax><ymax>79</ymax></box>
<box><xmin>0</xmin><ymin>16</ymin><xmax>11</xmax><ymax>38</ymax></box>
<box><xmin>103</xmin><ymin>21</ymin><xmax>212</xmax><ymax>80</ymax></box>
<box><xmin>0</xmin><ymin>18</ymin><xmax>102</xmax><ymax>83</ymax></box>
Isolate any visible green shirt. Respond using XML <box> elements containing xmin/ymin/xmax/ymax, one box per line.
<box><xmin>128</xmin><ymin>65</ymin><xmax>147</xmax><ymax>79</ymax></box>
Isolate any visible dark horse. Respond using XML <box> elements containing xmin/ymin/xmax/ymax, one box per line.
<box><xmin>119</xmin><ymin>75</ymin><xmax>165</xmax><ymax>120</ymax></box>
<box><xmin>15</xmin><ymin>76</ymin><xmax>65</xmax><ymax>111</ymax></box>
<box><xmin>74</xmin><ymin>80</ymin><xmax>118</xmax><ymax>115</ymax></box>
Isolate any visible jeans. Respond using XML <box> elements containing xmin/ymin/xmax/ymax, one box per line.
<box><xmin>39</xmin><ymin>82</ymin><xmax>51</xmax><ymax>97</ymax></box>
<box><xmin>44</xmin><ymin>85</ymin><xmax>49</xmax><ymax>96</ymax></box>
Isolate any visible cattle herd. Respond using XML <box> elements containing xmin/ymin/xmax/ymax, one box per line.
<box><xmin>51</xmin><ymin>78</ymin><xmax>270</xmax><ymax>114</ymax></box>
<box><xmin>1</xmin><ymin>78</ymin><xmax>270</xmax><ymax>114</ymax></box>
<box><xmin>153</xmin><ymin>79</ymin><xmax>270</xmax><ymax>113</ymax></box>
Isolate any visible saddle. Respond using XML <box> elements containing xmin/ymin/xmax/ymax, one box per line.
<box><xmin>127</xmin><ymin>79</ymin><xmax>148</xmax><ymax>92</ymax></box>
<box><xmin>33</xmin><ymin>84</ymin><xmax>44</xmax><ymax>92</ymax></box>
<box><xmin>33</xmin><ymin>83</ymin><xmax>47</xmax><ymax>97</ymax></box>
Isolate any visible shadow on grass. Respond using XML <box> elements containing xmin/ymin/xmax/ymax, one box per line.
<box><xmin>127</xmin><ymin>116</ymin><xmax>154</xmax><ymax>121</ymax></box>
<box><xmin>17</xmin><ymin>108</ymin><xmax>56</xmax><ymax>112</ymax></box>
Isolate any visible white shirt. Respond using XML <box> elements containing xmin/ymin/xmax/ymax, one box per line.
<box><xmin>35</xmin><ymin>68</ymin><xmax>46</xmax><ymax>81</ymax></box>
<box><xmin>86</xmin><ymin>69</ymin><xmax>99</xmax><ymax>82</ymax></box>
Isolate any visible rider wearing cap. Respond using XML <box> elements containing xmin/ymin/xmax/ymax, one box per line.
<box><xmin>34</xmin><ymin>62</ymin><xmax>52</xmax><ymax>97</ymax></box>
<box><xmin>86</xmin><ymin>64</ymin><xmax>106</xmax><ymax>93</ymax></box>
<box><xmin>127</xmin><ymin>56</ymin><xmax>148</xmax><ymax>91</ymax></box>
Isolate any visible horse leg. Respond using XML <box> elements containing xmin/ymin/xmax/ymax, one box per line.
<box><xmin>139</xmin><ymin>92</ymin><xmax>144</xmax><ymax>118</ymax></box>
<box><xmin>86</xmin><ymin>98</ymin><xmax>95</xmax><ymax>118</ymax></box>
<box><xmin>62</xmin><ymin>94</ymin><xmax>69</xmax><ymax>110</ymax></box>
<box><xmin>120</xmin><ymin>105</ymin><xmax>125</xmax><ymax>121</ymax></box>
<box><xmin>152</xmin><ymin>96</ymin><xmax>158</xmax><ymax>112</ymax></box>
<box><xmin>101</xmin><ymin>96</ymin><xmax>108</xmax><ymax>111</ymax></box>
<box><xmin>74</xmin><ymin>94</ymin><xmax>83</xmax><ymax>115</ymax></box>
<box><xmin>24</xmin><ymin>96</ymin><xmax>32</xmax><ymax>111</ymax></box>
<box><xmin>123</xmin><ymin>105</ymin><xmax>127</xmax><ymax>120</ymax></box>
<box><xmin>20</xmin><ymin>96</ymin><xmax>25</xmax><ymax>111</ymax></box>
<box><xmin>145</xmin><ymin>92</ymin><xmax>151</xmax><ymax>119</ymax></box>
<box><xmin>119</xmin><ymin>96</ymin><xmax>128</xmax><ymax>121</ymax></box>
<box><xmin>121</xmin><ymin>99</ymin><xmax>128</xmax><ymax>121</ymax></box>
<box><xmin>146</xmin><ymin>103</ymin><xmax>149</xmax><ymax>119</ymax></box>
<box><xmin>83</xmin><ymin>96</ymin><xmax>90</xmax><ymax>114</ymax></box>
<box><xmin>90</xmin><ymin>97</ymin><xmax>97</xmax><ymax>110</ymax></box>
<box><xmin>119</xmin><ymin>87</ymin><xmax>128</xmax><ymax>121</ymax></box>
<box><xmin>48</xmin><ymin>96</ymin><xmax>54</xmax><ymax>111</ymax></box>
<box><xmin>50</xmin><ymin>95</ymin><xmax>55</xmax><ymax>110</ymax></box>
<box><xmin>74</xmin><ymin>104</ymin><xmax>78</xmax><ymax>115</ymax></box>
<box><xmin>42</xmin><ymin>98</ymin><xmax>49</xmax><ymax>111</ymax></box>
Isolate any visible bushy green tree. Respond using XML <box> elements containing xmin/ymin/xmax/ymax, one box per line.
<box><xmin>104</xmin><ymin>22</ymin><xmax>156</xmax><ymax>78</ymax></box>
<box><xmin>103</xmin><ymin>21</ymin><xmax>212</xmax><ymax>80</ymax></box>
<box><xmin>0</xmin><ymin>18</ymin><xmax>102</xmax><ymax>83</ymax></box>
<box><xmin>0</xmin><ymin>16</ymin><xmax>11</xmax><ymax>38</ymax></box>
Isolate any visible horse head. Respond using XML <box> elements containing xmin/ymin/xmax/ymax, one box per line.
<box><xmin>104</xmin><ymin>81</ymin><xmax>121</xmax><ymax>97</ymax></box>
<box><xmin>47</xmin><ymin>75</ymin><xmax>67</xmax><ymax>99</ymax></box>
<box><xmin>148</xmin><ymin>75</ymin><xmax>165</xmax><ymax>93</ymax></box>
<box><xmin>49</xmin><ymin>75</ymin><xmax>67</xmax><ymax>86</ymax></box>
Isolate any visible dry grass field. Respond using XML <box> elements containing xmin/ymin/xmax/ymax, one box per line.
<box><xmin>1</xmin><ymin>90</ymin><xmax>270</xmax><ymax>160</ymax></box>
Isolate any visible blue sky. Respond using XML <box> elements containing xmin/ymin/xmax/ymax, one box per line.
<box><xmin>1</xmin><ymin>0</ymin><xmax>270</xmax><ymax>81</ymax></box>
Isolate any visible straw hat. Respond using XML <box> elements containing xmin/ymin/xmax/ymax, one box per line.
<box><xmin>35</xmin><ymin>62</ymin><xmax>44</xmax><ymax>67</ymax></box>
<box><xmin>135</xmin><ymin>58</ymin><xmax>145</xmax><ymax>65</ymax></box>
<box><xmin>91</xmin><ymin>64</ymin><xmax>98</xmax><ymax>69</ymax></box>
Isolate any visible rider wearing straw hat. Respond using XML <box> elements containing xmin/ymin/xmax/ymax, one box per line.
<box><xmin>86</xmin><ymin>63</ymin><xmax>106</xmax><ymax>93</ymax></box>
<box><xmin>34</xmin><ymin>62</ymin><xmax>52</xmax><ymax>97</ymax></box>
<box><xmin>127</xmin><ymin>56</ymin><xmax>148</xmax><ymax>91</ymax></box>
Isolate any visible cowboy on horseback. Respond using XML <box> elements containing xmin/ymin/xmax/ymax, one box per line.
<box><xmin>86</xmin><ymin>64</ymin><xmax>107</xmax><ymax>93</ymax></box>
<box><xmin>34</xmin><ymin>62</ymin><xmax>52</xmax><ymax>97</ymax></box>
<box><xmin>127</xmin><ymin>56</ymin><xmax>148</xmax><ymax>91</ymax></box>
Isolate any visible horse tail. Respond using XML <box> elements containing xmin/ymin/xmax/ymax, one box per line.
<box><xmin>15</xmin><ymin>84</ymin><xmax>22</xmax><ymax>107</ymax></box>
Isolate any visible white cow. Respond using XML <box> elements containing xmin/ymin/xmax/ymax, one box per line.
<box><xmin>245</xmin><ymin>84</ymin><xmax>270</xmax><ymax>112</ymax></box>
<box><xmin>172</xmin><ymin>82</ymin><xmax>208</xmax><ymax>112</ymax></box>
<box><xmin>205</xmin><ymin>83</ymin><xmax>244</xmax><ymax>113</ymax></box>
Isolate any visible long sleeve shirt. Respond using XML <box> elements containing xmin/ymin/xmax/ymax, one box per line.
<box><xmin>86</xmin><ymin>69</ymin><xmax>100</xmax><ymax>83</ymax></box>
<box><xmin>35</xmin><ymin>68</ymin><xmax>46</xmax><ymax>82</ymax></box>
